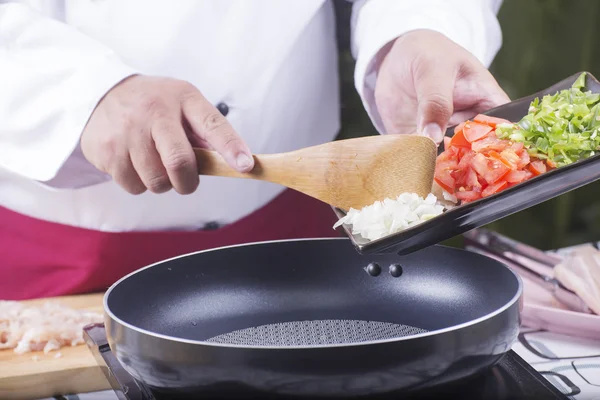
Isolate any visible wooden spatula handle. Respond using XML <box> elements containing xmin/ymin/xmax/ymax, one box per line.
<box><xmin>194</xmin><ymin>147</ymin><xmax>318</xmax><ymax>194</ymax></box>
<box><xmin>194</xmin><ymin>148</ymin><xmax>248</xmax><ymax>178</ymax></box>
<box><xmin>194</xmin><ymin>148</ymin><xmax>280</xmax><ymax>182</ymax></box>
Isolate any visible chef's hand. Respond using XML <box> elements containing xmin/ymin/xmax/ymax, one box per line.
<box><xmin>375</xmin><ymin>29</ymin><xmax>510</xmax><ymax>143</ymax></box>
<box><xmin>80</xmin><ymin>75</ymin><xmax>254</xmax><ymax>195</ymax></box>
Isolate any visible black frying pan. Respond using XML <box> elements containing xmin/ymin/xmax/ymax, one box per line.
<box><xmin>104</xmin><ymin>238</ymin><xmax>522</xmax><ymax>399</ymax></box>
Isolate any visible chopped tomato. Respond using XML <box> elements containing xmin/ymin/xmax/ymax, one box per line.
<box><xmin>482</xmin><ymin>180</ymin><xmax>508</xmax><ymax>197</ymax></box>
<box><xmin>449</xmin><ymin>145</ymin><xmax>464</xmax><ymax>159</ymax></box>
<box><xmin>459</xmin><ymin>147</ymin><xmax>472</xmax><ymax>160</ymax></box>
<box><xmin>453</xmin><ymin>163</ymin><xmax>479</xmax><ymax>188</ymax></box>
<box><xmin>443</xmin><ymin>136</ymin><xmax>451</xmax><ymax>151</ymax></box>
<box><xmin>455</xmin><ymin>190</ymin><xmax>481</xmax><ymax>202</ymax></box>
<box><xmin>465</xmin><ymin>167</ymin><xmax>482</xmax><ymax>188</ymax></box>
<box><xmin>435</xmin><ymin>149</ymin><xmax>460</xmax><ymax>193</ymax></box>
<box><xmin>471</xmin><ymin>134</ymin><xmax>508</xmax><ymax>153</ymax></box>
<box><xmin>547</xmin><ymin>159</ymin><xmax>557</xmax><ymax>169</ymax></box>
<box><xmin>473</xmin><ymin>114</ymin><xmax>512</xmax><ymax>128</ymax></box>
<box><xmin>433</xmin><ymin>116</ymin><xmax>541</xmax><ymax>206</ymax></box>
<box><xmin>517</xmin><ymin>150</ymin><xmax>530</xmax><ymax>169</ymax></box>
<box><xmin>471</xmin><ymin>153</ymin><xmax>510</xmax><ymax>185</ymax></box>
<box><xmin>452</xmin><ymin>169</ymin><xmax>467</xmax><ymax>187</ymax></box>
<box><xmin>457</xmin><ymin>151</ymin><xmax>475</xmax><ymax>170</ymax></box>
<box><xmin>434</xmin><ymin>172</ymin><xmax>455</xmax><ymax>193</ymax></box>
<box><xmin>525</xmin><ymin>170</ymin><xmax>534</xmax><ymax>180</ymax></box>
<box><xmin>488</xmin><ymin>150</ymin><xmax>514</xmax><ymax>169</ymax></box>
<box><xmin>449</xmin><ymin>129</ymin><xmax>471</xmax><ymax>149</ymax></box>
<box><xmin>463</xmin><ymin>121</ymin><xmax>493</xmax><ymax>142</ymax></box>
<box><xmin>528</xmin><ymin>160</ymin><xmax>547</xmax><ymax>176</ymax></box>
<box><xmin>436</xmin><ymin>159</ymin><xmax>459</xmax><ymax>171</ymax></box>
<box><xmin>510</xmin><ymin>142</ymin><xmax>525</xmax><ymax>153</ymax></box>
<box><xmin>499</xmin><ymin>149</ymin><xmax>520</xmax><ymax>169</ymax></box>
<box><xmin>505</xmin><ymin>170</ymin><xmax>528</xmax><ymax>183</ymax></box>
<box><xmin>437</xmin><ymin>148</ymin><xmax>458</xmax><ymax>163</ymax></box>
<box><xmin>470</xmin><ymin>153</ymin><xmax>488</xmax><ymax>176</ymax></box>
<box><xmin>485</xmin><ymin>164</ymin><xmax>510</xmax><ymax>184</ymax></box>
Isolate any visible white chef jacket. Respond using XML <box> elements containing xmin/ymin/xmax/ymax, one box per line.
<box><xmin>0</xmin><ymin>0</ymin><xmax>503</xmax><ymax>232</ymax></box>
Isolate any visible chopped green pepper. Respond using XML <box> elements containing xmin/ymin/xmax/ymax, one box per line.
<box><xmin>495</xmin><ymin>72</ymin><xmax>600</xmax><ymax>167</ymax></box>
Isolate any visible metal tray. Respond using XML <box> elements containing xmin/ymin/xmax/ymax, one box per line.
<box><xmin>333</xmin><ymin>71</ymin><xmax>600</xmax><ymax>255</ymax></box>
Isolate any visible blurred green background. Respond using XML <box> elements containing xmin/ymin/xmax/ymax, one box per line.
<box><xmin>334</xmin><ymin>0</ymin><xmax>600</xmax><ymax>250</ymax></box>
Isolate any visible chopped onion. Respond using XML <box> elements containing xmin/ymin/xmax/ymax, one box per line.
<box><xmin>333</xmin><ymin>193</ymin><xmax>447</xmax><ymax>241</ymax></box>
<box><xmin>442</xmin><ymin>190</ymin><xmax>458</xmax><ymax>204</ymax></box>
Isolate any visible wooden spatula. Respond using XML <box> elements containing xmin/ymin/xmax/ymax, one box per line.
<box><xmin>194</xmin><ymin>134</ymin><xmax>437</xmax><ymax>211</ymax></box>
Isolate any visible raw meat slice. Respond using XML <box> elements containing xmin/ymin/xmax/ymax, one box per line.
<box><xmin>0</xmin><ymin>300</ymin><xmax>103</xmax><ymax>354</ymax></box>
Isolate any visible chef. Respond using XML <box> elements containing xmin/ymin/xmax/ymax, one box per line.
<box><xmin>0</xmin><ymin>0</ymin><xmax>509</xmax><ymax>300</ymax></box>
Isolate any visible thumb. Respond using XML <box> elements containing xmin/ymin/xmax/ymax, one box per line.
<box><xmin>414</xmin><ymin>67</ymin><xmax>455</xmax><ymax>144</ymax></box>
<box><xmin>182</xmin><ymin>93</ymin><xmax>254</xmax><ymax>173</ymax></box>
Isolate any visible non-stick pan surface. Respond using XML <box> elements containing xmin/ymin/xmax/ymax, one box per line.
<box><xmin>104</xmin><ymin>238</ymin><xmax>522</xmax><ymax>398</ymax></box>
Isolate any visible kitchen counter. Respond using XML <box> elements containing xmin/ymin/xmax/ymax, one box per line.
<box><xmin>0</xmin><ymin>293</ymin><xmax>108</xmax><ymax>400</ymax></box>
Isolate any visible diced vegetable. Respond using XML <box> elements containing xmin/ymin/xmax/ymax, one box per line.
<box><xmin>435</xmin><ymin>73</ymin><xmax>600</xmax><ymax>207</ymax></box>
<box><xmin>443</xmin><ymin>136</ymin><xmax>451</xmax><ymax>151</ymax></box>
<box><xmin>500</xmin><ymin>149</ymin><xmax>520</xmax><ymax>168</ymax></box>
<box><xmin>482</xmin><ymin>181</ymin><xmax>508</xmax><ymax>197</ymax></box>
<box><xmin>474</xmin><ymin>114</ymin><xmax>511</xmax><ymax>127</ymax></box>
<box><xmin>517</xmin><ymin>149</ymin><xmax>530</xmax><ymax>169</ymax></box>
<box><xmin>510</xmin><ymin>142</ymin><xmax>525</xmax><ymax>153</ymax></box>
<box><xmin>465</xmin><ymin>167</ymin><xmax>482</xmax><ymax>188</ymax></box>
<box><xmin>528</xmin><ymin>160</ymin><xmax>547</xmax><ymax>176</ymax></box>
<box><xmin>434</xmin><ymin>113</ymin><xmax>543</xmax><ymax>205</ymax></box>
<box><xmin>495</xmin><ymin>72</ymin><xmax>600</xmax><ymax>167</ymax></box>
<box><xmin>471</xmin><ymin>134</ymin><xmax>508</xmax><ymax>153</ymax></box>
<box><xmin>471</xmin><ymin>153</ymin><xmax>510</xmax><ymax>185</ymax></box>
<box><xmin>456</xmin><ymin>151</ymin><xmax>475</xmax><ymax>171</ymax></box>
<box><xmin>455</xmin><ymin>190</ymin><xmax>481</xmax><ymax>202</ymax></box>
<box><xmin>489</xmin><ymin>150</ymin><xmax>518</xmax><ymax>169</ymax></box>
<box><xmin>463</xmin><ymin>121</ymin><xmax>493</xmax><ymax>142</ymax></box>
<box><xmin>437</xmin><ymin>159</ymin><xmax>459</xmax><ymax>171</ymax></box>
<box><xmin>333</xmin><ymin>193</ymin><xmax>447</xmax><ymax>241</ymax></box>
<box><xmin>434</xmin><ymin>170</ymin><xmax>455</xmax><ymax>193</ymax></box>
<box><xmin>505</xmin><ymin>170</ymin><xmax>528</xmax><ymax>183</ymax></box>
<box><xmin>449</xmin><ymin>129</ymin><xmax>471</xmax><ymax>148</ymax></box>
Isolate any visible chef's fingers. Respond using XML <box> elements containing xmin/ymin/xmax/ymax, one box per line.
<box><xmin>414</xmin><ymin>63</ymin><xmax>456</xmax><ymax>144</ymax></box>
<box><xmin>110</xmin><ymin>152</ymin><xmax>147</xmax><ymax>195</ymax></box>
<box><xmin>181</xmin><ymin>91</ymin><xmax>254</xmax><ymax>173</ymax></box>
<box><xmin>457</xmin><ymin>72</ymin><xmax>511</xmax><ymax>116</ymax></box>
<box><xmin>475</xmin><ymin>70</ymin><xmax>511</xmax><ymax>110</ymax></box>
<box><xmin>151</xmin><ymin>119</ymin><xmax>199</xmax><ymax>194</ymax></box>
<box><xmin>447</xmin><ymin>74</ymin><xmax>510</xmax><ymax>127</ymax></box>
<box><xmin>129</xmin><ymin>131</ymin><xmax>173</xmax><ymax>194</ymax></box>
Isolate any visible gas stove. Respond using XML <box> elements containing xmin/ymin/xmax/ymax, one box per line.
<box><xmin>83</xmin><ymin>324</ymin><xmax>569</xmax><ymax>400</ymax></box>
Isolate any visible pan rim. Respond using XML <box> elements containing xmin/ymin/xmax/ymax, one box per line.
<box><xmin>104</xmin><ymin>237</ymin><xmax>523</xmax><ymax>350</ymax></box>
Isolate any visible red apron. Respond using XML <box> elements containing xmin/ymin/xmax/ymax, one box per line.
<box><xmin>0</xmin><ymin>189</ymin><xmax>342</xmax><ymax>300</ymax></box>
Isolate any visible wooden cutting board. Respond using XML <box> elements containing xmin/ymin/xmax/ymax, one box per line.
<box><xmin>0</xmin><ymin>292</ymin><xmax>111</xmax><ymax>400</ymax></box>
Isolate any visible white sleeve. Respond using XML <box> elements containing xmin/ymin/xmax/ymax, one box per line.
<box><xmin>350</xmin><ymin>0</ymin><xmax>504</xmax><ymax>134</ymax></box>
<box><xmin>0</xmin><ymin>2</ymin><xmax>138</xmax><ymax>188</ymax></box>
